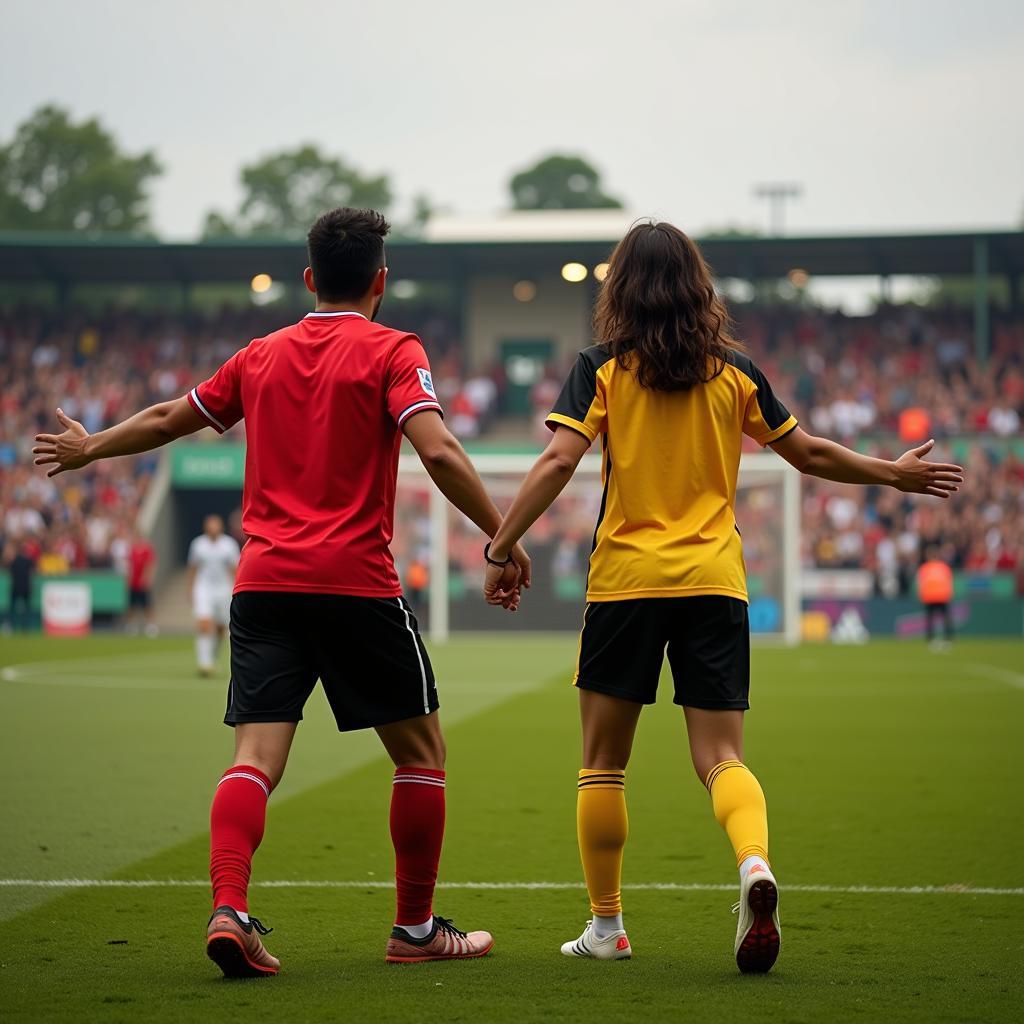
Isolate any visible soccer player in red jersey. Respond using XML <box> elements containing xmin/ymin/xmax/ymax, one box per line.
<box><xmin>32</xmin><ymin>207</ymin><xmax>530</xmax><ymax>977</ymax></box>
<box><xmin>126</xmin><ymin>530</ymin><xmax>158</xmax><ymax>636</ymax></box>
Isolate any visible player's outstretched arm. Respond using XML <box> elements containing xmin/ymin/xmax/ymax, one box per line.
<box><xmin>33</xmin><ymin>397</ymin><xmax>208</xmax><ymax>477</ymax></box>
<box><xmin>403</xmin><ymin>410</ymin><xmax>530</xmax><ymax>609</ymax></box>
<box><xmin>770</xmin><ymin>427</ymin><xmax>964</xmax><ymax>497</ymax></box>
<box><xmin>483</xmin><ymin>426</ymin><xmax>591</xmax><ymax>605</ymax></box>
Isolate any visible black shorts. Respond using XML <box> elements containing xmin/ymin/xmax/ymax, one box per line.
<box><xmin>129</xmin><ymin>588</ymin><xmax>151</xmax><ymax>609</ymax></box>
<box><xmin>574</xmin><ymin>596</ymin><xmax>750</xmax><ymax>710</ymax></box>
<box><xmin>226</xmin><ymin>591</ymin><xmax>438</xmax><ymax>732</ymax></box>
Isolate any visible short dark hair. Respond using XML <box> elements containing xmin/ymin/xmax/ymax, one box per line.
<box><xmin>307</xmin><ymin>207</ymin><xmax>390</xmax><ymax>302</ymax></box>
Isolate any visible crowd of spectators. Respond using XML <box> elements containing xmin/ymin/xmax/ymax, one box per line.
<box><xmin>1</xmin><ymin>306</ymin><xmax>263</xmax><ymax>592</ymax></box>
<box><xmin>801</xmin><ymin>443</ymin><xmax>1022</xmax><ymax>595</ymax></box>
<box><xmin>1</xmin><ymin>303</ymin><xmax>1022</xmax><ymax>612</ymax></box>
<box><xmin>735</xmin><ymin>306</ymin><xmax>1023</xmax><ymax>441</ymax></box>
<box><xmin>732</xmin><ymin>306</ymin><xmax>1023</xmax><ymax>593</ymax></box>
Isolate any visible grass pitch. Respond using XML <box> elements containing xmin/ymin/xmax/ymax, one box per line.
<box><xmin>0</xmin><ymin>633</ymin><xmax>1021</xmax><ymax>1023</ymax></box>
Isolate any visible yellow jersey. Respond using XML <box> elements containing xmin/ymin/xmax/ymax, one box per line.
<box><xmin>546</xmin><ymin>347</ymin><xmax>797</xmax><ymax>603</ymax></box>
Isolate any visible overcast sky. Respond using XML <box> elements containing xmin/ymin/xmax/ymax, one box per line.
<box><xmin>3</xmin><ymin>0</ymin><xmax>1022</xmax><ymax>240</ymax></box>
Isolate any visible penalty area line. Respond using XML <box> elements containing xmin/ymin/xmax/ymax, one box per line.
<box><xmin>1</xmin><ymin>879</ymin><xmax>1021</xmax><ymax>896</ymax></box>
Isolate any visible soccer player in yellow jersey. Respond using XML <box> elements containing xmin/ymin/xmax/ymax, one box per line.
<box><xmin>482</xmin><ymin>221</ymin><xmax>963</xmax><ymax>973</ymax></box>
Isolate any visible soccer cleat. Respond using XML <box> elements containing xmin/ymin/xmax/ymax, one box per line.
<box><xmin>733</xmin><ymin>862</ymin><xmax>781</xmax><ymax>974</ymax></box>
<box><xmin>560</xmin><ymin>921</ymin><xmax>632</xmax><ymax>960</ymax></box>
<box><xmin>385</xmin><ymin>916</ymin><xmax>493</xmax><ymax>963</ymax></box>
<box><xmin>206</xmin><ymin>906</ymin><xmax>280</xmax><ymax>978</ymax></box>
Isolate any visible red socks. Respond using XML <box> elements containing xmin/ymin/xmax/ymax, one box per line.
<box><xmin>209</xmin><ymin>764</ymin><xmax>271</xmax><ymax>913</ymax></box>
<box><xmin>390</xmin><ymin>767</ymin><xmax>446</xmax><ymax>925</ymax></box>
<box><xmin>209</xmin><ymin>762</ymin><xmax>445</xmax><ymax>924</ymax></box>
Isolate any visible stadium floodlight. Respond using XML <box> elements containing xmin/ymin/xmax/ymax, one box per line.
<box><xmin>250</xmin><ymin>273</ymin><xmax>273</xmax><ymax>293</ymax></box>
<box><xmin>561</xmin><ymin>262</ymin><xmax>588</xmax><ymax>283</ymax></box>
<box><xmin>753</xmin><ymin>183</ymin><xmax>803</xmax><ymax>236</ymax></box>
<box><xmin>594</xmin><ymin>263</ymin><xmax>610</xmax><ymax>282</ymax></box>
<box><xmin>513</xmin><ymin>280</ymin><xmax>537</xmax><ymax>302</ymax></box>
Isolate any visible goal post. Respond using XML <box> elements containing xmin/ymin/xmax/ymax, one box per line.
<box><xmin>396</xmin><ymin>451</ymin><xmax>800</xmax><ymax>645</ymax></box>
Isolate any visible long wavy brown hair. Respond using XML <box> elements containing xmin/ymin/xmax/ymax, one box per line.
<box><xmin>593</xmin><ymin>221</ymin><xmax>740</xmax><ymax>391</ymax></box>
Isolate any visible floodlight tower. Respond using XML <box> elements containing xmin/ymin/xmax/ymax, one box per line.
<box><xmin>754</xmin><ymin>183</ymin><xmax>803</xmax><ymax>236</ymax></box>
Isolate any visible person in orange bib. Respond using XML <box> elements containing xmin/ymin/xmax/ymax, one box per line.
<box><xmin>917</xmin><ymin>550</ymin><xmax>954</xmax><ymax>649</ymax></box>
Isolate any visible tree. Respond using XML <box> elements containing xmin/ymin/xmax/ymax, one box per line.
<box><xmin>204</xmin><ymin>145</ymin><xmax>392</xmax><ymax>238</ymax></box>
<box><xmin>390</xmin><ymin>193</ymin><xmax>436</xmax><ymax>240</ymax></box>
<box><xmin>0</xmin><ymin>105</ymin><xmax>161</xmax><ymax>234</ymax></box>
<box><xmin>509</xmin><ymin>154</ymin><xmax>622</xmax><ymax>210</ymax></box>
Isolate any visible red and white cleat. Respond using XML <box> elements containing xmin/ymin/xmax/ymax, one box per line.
<box><xmin>385</xmin><ymin>916</ymin><xmax>494</xmax><ymax>963</ymax></box>
<box><xmin>206</xmin><ymin>906</ymin><xmax>280</xmax><ymax>978</ymax></box>
<box><xmin>561</xmin><ymin>921</ymin><xmax>632</xmax><ymax>960</ymax></box>
<box><xmin>733</xmin><ymin>862</ymin><xmax>781</xmax><ymax>973</ymax></box>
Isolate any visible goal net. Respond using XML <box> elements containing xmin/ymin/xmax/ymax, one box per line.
<box><xmin>395</xmin><ymin>451</ymin><xmax>800</xmax><ymax>644</ymax></box>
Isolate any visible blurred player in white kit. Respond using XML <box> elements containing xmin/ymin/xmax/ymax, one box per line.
<box><xmin>188</xmin><ymin>515</ymin><xmax>240</xmax><ymax>676</ymax></box>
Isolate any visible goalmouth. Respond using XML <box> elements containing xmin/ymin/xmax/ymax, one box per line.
<box><xmin>397</xmin><ymin>451</ymin><xmax>800</xmax><ymax>646</ymax></box>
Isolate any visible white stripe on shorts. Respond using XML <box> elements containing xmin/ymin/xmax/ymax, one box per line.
<box><xmin>396</xmin><ymin>598</ymin><xmax>430</xmax><ymax>714</ymax></box>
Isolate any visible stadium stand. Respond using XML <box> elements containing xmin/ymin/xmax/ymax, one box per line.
<box><xmin>735</xmin><ymin>306</ymin><xmax>1023</xmax><ymax>595</ymax></box>
<box><xmin>2</xmin><ymin>304</ymin><xmax>1022</xmax><ymax>613</ymax></box>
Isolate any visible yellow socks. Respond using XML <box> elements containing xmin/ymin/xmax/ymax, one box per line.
<box><xmin>576</xmin><ymin>769</ymin><xmax>627</xmax><ymax>916</ymax></box>
<box><xmin>576</xmin><ymin>761</ymin><xmax>765</xmax><ymax>914</ymax></box>
<box><xmin>706</xmin><ymin>760</ymin><xmax>769</xmax><ymax>866</ymax></box>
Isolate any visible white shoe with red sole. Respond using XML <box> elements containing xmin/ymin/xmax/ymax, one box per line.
<box><xmin>561</xmin><ymin>921</ymin><xmax>632</xmax><ymax>960</ymax></box>
<box><xmin>733</xmin><ymin>862</ymin><xmax>781</xmax><ymax>973</ymax></box>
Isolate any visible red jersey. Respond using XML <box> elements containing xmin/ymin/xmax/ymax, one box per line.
<box><xmin>186</xmin><ymin>311</ymin><xmax>442</xmax><ymax>597</ymax></box>
<box><xmin>129</xmin><ymin>541</ymin><xmax>155</xmax><ymax>591</ymax></box>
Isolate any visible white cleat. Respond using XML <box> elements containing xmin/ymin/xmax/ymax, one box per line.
<box><xmin>560</xmin><ymin>921</ymin><xmax>632</xmax><ymax>960</ymax></box>
<box><xmin>733</xmin><ymin>861</ymin><xmax>781</xmax><ymax>973</ymax></box>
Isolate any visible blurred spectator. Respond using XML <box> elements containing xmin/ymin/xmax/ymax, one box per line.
<box><xmin>126</xmin><ymin>530</ymin><xmax>158</xmax><ymax>636</ymax></box>
<box><xmin>916</xmin><ymin>549</ymin><xmax>954</xmax><ymax>650</ymax></box>
<box><xmin>4</xmin><ymin>537</ymin><xmax>35</xmax><ymax>631</ymax></box>
<box><xmin>898</xmin><ymin>407</ymin><xmax>930</xmax><ymax>443</ymax></box>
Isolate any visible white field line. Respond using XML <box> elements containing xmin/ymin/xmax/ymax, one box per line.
<box><xmin>968</xmin><ymin>662</ymin><xmax>1024</xmax><ymax>691</ymax></box>
<box><xmin>0</xmin><ymin>879</ymin><xmax>1020</xmax><ymax>896</ymax></box>
<box><xmin>1</xmin><ymin>651</ymin><xmax>187</xmax><ymax>676</ymax></box>
<box><xmin>0</xmin><ymin>652</ymin><xmax>201</xmax><ymax>690</ymax></box>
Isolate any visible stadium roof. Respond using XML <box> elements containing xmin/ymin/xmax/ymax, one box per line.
<box><xmin>0</xmin><ymin>228</ymin><xmax>1021</xmax><ymax>287</ymax></box>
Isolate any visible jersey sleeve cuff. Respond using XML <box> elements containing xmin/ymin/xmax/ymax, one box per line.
<box><xmin>187</xmin><ymin>387</ymin><xmax>228</xmax><ymax>434</ymax></box>
<box><xmin>545</xmin><ymin>412</ymin><xmax>596</xmax><ymax>442</ymax></box>
<box><xmin>757</xmin><ymin>415</ymin><xmax>798</xmax><ymax>447</ymax></box>
<box><xmin>396</xmin><ymin>400</ymin><xmax>443</xmax><ymax>427</ymax></box>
